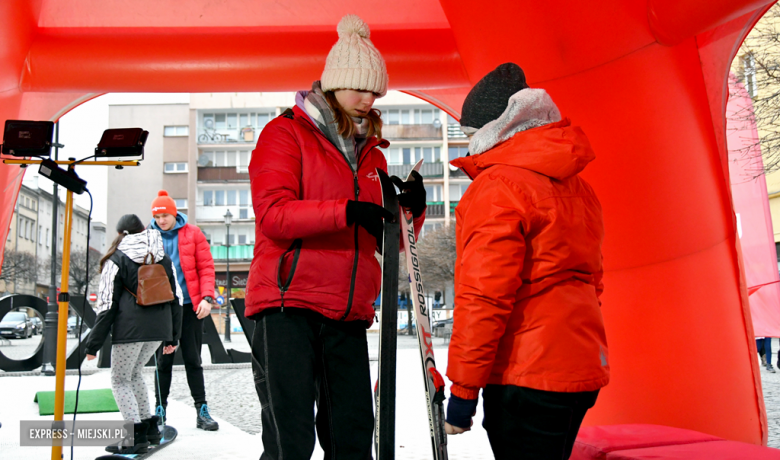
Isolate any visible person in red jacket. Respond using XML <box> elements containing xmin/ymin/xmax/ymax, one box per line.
<box><xmin>246</xmin><ymin>15</ymin><xmax>426</xmax><ymax>460</ymax></box>
<box><xmin>445</xmin><ymin>63</ymin><xmax>609</xmax><ymax>460</ymax></box>
<box><xmin>150</xmin><ymin>190</ymin><xmax>219</xmax><ymax>431</ymax></box>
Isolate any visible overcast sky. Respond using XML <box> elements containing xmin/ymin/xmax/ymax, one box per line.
<box><xmin>23</xmin><ymin>93</ymin><xmax>190</xmax><ymax>225</ymax></box>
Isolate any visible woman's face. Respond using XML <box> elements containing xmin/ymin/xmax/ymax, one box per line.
<box><xmin>334</xmin><ymin>89</ymin><xmax>378</xmax><ymax>118</ymax></box>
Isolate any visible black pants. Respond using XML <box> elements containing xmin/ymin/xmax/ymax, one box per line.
<box><xmin>155</xmin><ymin>304</ymin><xmax>207</xmax><ymax>407</ymax></box>
<box><xmin>251</xmin><ymin>308</ymin><xmax>373</xmax><ymax>460</ymax></box>
<box><xmin>483</xmin><ymin>384</ymin><xmax>599</xmax><ymax>460</ymax></box>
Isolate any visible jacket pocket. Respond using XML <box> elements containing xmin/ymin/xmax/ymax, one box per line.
<box><xmin>276</xmin><ymin>239</ymin><xmax>302</xmax><ymax>308</ymax></box>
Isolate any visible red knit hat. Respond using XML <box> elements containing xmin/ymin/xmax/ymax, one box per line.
<box><xmin>151</xmin><ymin>190</ymin><xmax>177</xmax><ymax>216</ymax></box>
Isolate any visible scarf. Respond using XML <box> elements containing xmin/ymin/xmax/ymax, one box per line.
<box><xmin>302</xmin><ymin>81</ymin><xmax>369</xmax><ymax>171</ymax></box>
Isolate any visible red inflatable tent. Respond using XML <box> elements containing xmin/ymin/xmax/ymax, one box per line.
<box><xmin>0</xmin><ymin>0</ymin><xmax>775</xmax><ymax>446</ymax></box>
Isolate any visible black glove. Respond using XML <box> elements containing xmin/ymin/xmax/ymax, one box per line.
<box><xmin>391</xmin><ymin>170</ymin><xmax>426</xmax><ymax>218</ymax></box>
<box><xmin>346</xmin><ymin>201</ymin><xmax>395</xmax><ymax>252</ymax></box>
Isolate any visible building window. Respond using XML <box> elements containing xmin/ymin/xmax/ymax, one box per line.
<box><xmin>227</xmin><ymin>234</ymin><xmax>235</xmax><ymax>245</ymax></box>
<box><xmin>174</xmin><ymin>199</ymin><xmax>188</xmax><ymax>209</ymax></box>
<box><xmin>239</xmin><ymin>190</ymin><xmax>249</xmax><ymax>206</ymax></box>
<box><xmin>203</xmin><ymin>191</ymin><xmax>214</xmax><ymax>206</ymax></box>
<box><xmin>164</xmin><ymin>162</ymin><xmax>188</xmax><ymax>173</ymax></box>
<box><xmin>741</xmin><ymin>53</ymin><xmax>758</xmax><ymax>98</ymax></box>
<box><xmin>164</xmin><ymin>126</ymin><xmax>189</xmax><ymax>137</ymax></box>
<box><xmin>449</xmin><ymin>146</ymin><xmax>469</xmax><ymax>161</ymax></box>
<box><xmin>449</xmin><ymin>183</ymin><xmax>469</xmax><ymax>201</ymax></box>
<box><xmin>239</xmin><ymin>208</ymin><xmax>249</xmax><ymax>219</ymax></box>
<box><xmin>227</xmin><ymin>190</ymin><xmax>237</xmax><ymax>206</ymax></box>
<box><xmin>239</xmin><ymin>234</ymin><xmax>247</xmax><ymax>245</ymax></box>
<box><xmin>425</xmin><ymin>185</ymin><xmax>443</xmax><ymax>202</ymax></box>
<box><xmin>215</xmin><ymin>190</ymin><xmax>225</xmax><ymax>206</ymax></box>
<box><xmin>214</xmin><ymin>113</ymin><xmax>226</xmax><ymax>130</ymax></box>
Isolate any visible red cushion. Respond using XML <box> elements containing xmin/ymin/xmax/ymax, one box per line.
<box><xmin>572</xmin><ymin>424</ymin><xmax>722</xmax><ymax>460</ymax></box>
<box><xmin>606</xmin><ymin>440</ymin><xmax>780</xmax><ymax>459</ymax></box>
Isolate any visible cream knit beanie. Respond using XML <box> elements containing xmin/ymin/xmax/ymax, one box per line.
<box><xmin>321</xmin><ymin>15</ymin><xmax>388</xmax><ymax>97</ymax></box>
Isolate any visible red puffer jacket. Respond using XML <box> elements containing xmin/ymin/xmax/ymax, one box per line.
<box><xmin>448</xmin><ymin>119</ymin><xmax>609</xmax><ymax>399</ymax></box>
<box><xmin>246</xmin><ymin>106</ymin><xmax>424</xmax><ymax>323</ymax></box>
<box><xmin>178</xmin><ymin>223</ymin><xmax>215</xmax><ymax>311</ymax></box>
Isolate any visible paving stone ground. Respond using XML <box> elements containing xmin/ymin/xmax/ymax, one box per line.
<box><xmin>4</xmin><ymin>327</ymin><xmax>780</xmax><ymax>456</ymax></box>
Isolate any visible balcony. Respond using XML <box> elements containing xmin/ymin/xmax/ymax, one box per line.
<box><xmin>211</xmin><ymin>244</ymin><xmax>254</xmax><ymax>261</ymax></box>
<box><xmin>196</xmin><ymin>205</ymin><xmax>255</xmax><ymax>222</ymax></box>
<box><xmin>198</xmin><ymin>166</ymin><xmax>249</xmax><ymax>182</ymax></box>
<box><xmin>424</xmin><ymin>201</ymin><xmax>458</xmax><ymax>218</ymax></box>
<box><xmin>448</xmin><ymin>123</ymin><xmax>467</xmax><ymax>139</ymax></box>
<box><xmin>197</xmin><ymin>127</ymin><xmax>260</xmax><ymax>145</ymax></box>
<box><xmin>382</xmin><ymin>124</ymin><xmax>441</xmax><ymax>140</ymax></box>
<box><xmin>388</xmin><ymin>162</ymin><xmax>443</xmax><ymax>179</ymax></box>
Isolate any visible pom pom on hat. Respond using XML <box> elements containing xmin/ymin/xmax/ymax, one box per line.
<box><xmin>337</xmin><ymin>14</ymin><xmax>370</xmax><ymax>39</ymax></box>
<box><xmin>321</xmin><ymin>15</ymin><xmax>388</xmax><ymax>97</ymax></box>
<box><xmin>151</xmin><ymin>189</ymin><xmax>177</xmax><ymax>216</ymax></box>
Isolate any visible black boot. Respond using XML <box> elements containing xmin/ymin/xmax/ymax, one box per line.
<box><xmin>195</xmin><ymin>403</ymin><xmax>219</xmax><ymax>431</ymax></box>
<box><xmin>106</xmin><ymin>421</ymin><xmax>149</xmax><ymax>454</ymax></box>
<box><xmin>143</xmin><ymin>416</ymin><xmax>162</xmax><ymax>445</ymax></box>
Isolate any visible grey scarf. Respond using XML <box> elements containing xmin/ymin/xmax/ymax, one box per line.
<box><xmin>304</xmin><ymin>81</ymin><xmax>369</xmax><ymax>171</ymax></box>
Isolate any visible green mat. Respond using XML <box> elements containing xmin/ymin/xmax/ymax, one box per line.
<box><xmin>34</xmin><ymin>389</ymin><xmax>119</xmax><ymax>416</ymax></box>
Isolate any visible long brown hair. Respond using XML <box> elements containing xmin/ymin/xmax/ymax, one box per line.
<box><xmin>100</xmin><ymin>214</ymin><xmax>145</xmax><ymax>270</ymax></box>
<box><xmin>324</xmin><ymin>91</ymin><xmax>383</xmax><ymax>140</ymax></box>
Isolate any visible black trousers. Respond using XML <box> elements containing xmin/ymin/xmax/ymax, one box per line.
<box><xmin>155</xmin><ymin>304</ymin><xmax>207</xmax><ymax>407</ymax></box>
<box><xmin>483</xmin><ymin>384</ymin><xmax>599</xmax><ymax>460</ymax></box>
<box><xmin>251</xmin><ymin>308</ymin><xmax>374</xmax><ymax>460</ymax></box>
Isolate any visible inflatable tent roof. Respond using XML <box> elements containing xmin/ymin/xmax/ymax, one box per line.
<box><xmin>0</xmin><ymin>0</ymin><xmax>776</xmax><ymax>445</ymax></box>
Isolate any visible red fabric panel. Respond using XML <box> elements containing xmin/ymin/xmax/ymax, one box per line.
<box><xmin>571</xmin><ymin>424</ymin><xmax>722</xmax><ymax>460</ymax></box>
<box><xmin>0</xmin><ymin>0</ymin><xmax>774</xmax><ymax>445</ymax></box>
<box><xmin>727</xmin><ymin>76</ymin><xmax>780</xmax><ymax>338</ymax></box>
<box><xmin>606</xmin><ymin>440</ymin><xmax>780</xmax><ymax>459</ymax></box>
<box><xmin>648</xmin><ymin>0</ymin><xmax>773</xmax><ymax>45</ymax></box>
<box><xmin>22</xmin><ymin>29</ymin><xmax>468</xmax><ymax>93</ymax></box>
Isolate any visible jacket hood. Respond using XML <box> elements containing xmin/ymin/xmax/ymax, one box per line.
<box><xmin>117</xmin><ymin>229</ymin><xmax>167</xmax><ymax>264</ymax></box>
<box><xmin>150</xmin><ymin>212</ymin><xmax>187</xmax><ymax>233</ymax></box>
<box><xmin>468</xmin><ymin>88</ymin><xmax>562</xmax><ymax>155</ymax></box>
<box><xmin>451</xmin><ymin>119</ymin><xmax>596</xmax><ymax>181</ymax></box>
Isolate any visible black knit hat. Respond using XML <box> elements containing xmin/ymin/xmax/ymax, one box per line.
<box><xmin>116</xmin><ymin>214</ymin><xmax>145</xmax><ymax>235</ymax></box>
<box><xmin>460</xmin><ymin>63</ymin><xmax>529</xmax><ymax>130</ymax></box>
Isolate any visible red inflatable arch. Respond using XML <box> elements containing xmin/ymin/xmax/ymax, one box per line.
<box><xmin>0</xmin><ymin>0</ymin><xmax>775</xmax><ymax>445</ymax></box>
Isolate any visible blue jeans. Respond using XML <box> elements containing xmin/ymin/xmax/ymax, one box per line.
<box><xmin>757</xmin><ymin>337</ymin><xmax>772</xmax><ymax>366</ymax></box>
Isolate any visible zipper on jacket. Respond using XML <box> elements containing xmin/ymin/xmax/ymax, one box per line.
<box><xmin>277</xmin><ymin>239</ymin><xmax>302</xmax><ymax>313</ymax></box>
<box><xmin>341</xmin><ymin>171</ymin><xmax>361</xmax><ymax>321</ymax></box>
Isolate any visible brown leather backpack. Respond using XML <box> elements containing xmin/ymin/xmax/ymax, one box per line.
<box><xmin>125</xmin><ymin>253</ymin><xmax>175</xmax><ymax>306</ymax></box>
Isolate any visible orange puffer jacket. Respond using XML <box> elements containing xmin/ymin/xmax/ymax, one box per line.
<box><xmin>447</xmin><ymin>118</ymin><xmax>609</xmax><ymax>399</ymax></box>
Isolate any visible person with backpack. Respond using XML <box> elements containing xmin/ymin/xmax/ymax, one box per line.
<box><xmin>85</xmin><ymin>214</ymin><xmax>182</xmax><ymax>455</ymax></box>
<box><xmin>245</xmin><ymin>14</ymin><xmax>426</xmax><ymax>460</ymax></box>
<box><xmin>445</xmin><ymin>63</ymin><xmax>609</xmax><ymax>460</ymax></box>
<box><xmin>149</xmin><ymin>190</ymin><xmax>219</xmax><ymax>431</ymax></box>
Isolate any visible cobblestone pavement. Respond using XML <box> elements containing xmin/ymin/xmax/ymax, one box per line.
<box><xmin>6</xmin><ymin>327</ymin><xmax>780</xmax><ymax>451</ymax></box>
<box><xmin>760</xmin><ymin>338</ymin><xmax>780</xmax><ymax>448</ymax></box>
<box><xmin>152</xmin><ymin>332</ymin><xmax>447</xmax><ymax>435</ymax></box>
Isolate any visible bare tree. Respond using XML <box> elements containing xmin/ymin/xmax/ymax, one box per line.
<box><xmin>418</xmin><ymin>224</ymin><xmax>456</xmax><ymax>291</ymax></box>
<box><xmin>0</xmin><ymin>249</ymin><xmax>38</xmax><ymax>291</ymax></box>
<box><xmin>731</xmin><ymin>3</ymin><xmax>780</xmax><ymax>176</ymax></box>
<box><xmin>46</xmin><ymin>248</ymin><xmax>102</xmax><ymax>294</ymax></box>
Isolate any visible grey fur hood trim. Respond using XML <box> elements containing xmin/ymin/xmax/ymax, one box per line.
<box><xmin>468</xmin><ymin>88</ymin><xmax>562</xmax><ymax>155</ymax></box>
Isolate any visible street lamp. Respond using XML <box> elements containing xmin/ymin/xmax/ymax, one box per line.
<box><xmin>223</xmin><ymin>209</ymin><xmax>232</xmax><ymax>342</ymax></box>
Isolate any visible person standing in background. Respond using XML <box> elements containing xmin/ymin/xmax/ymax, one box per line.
<box><xmin>150</xmin><ymin>190</ymin><xmax>220</xmax><ymax>431</ymax></box>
